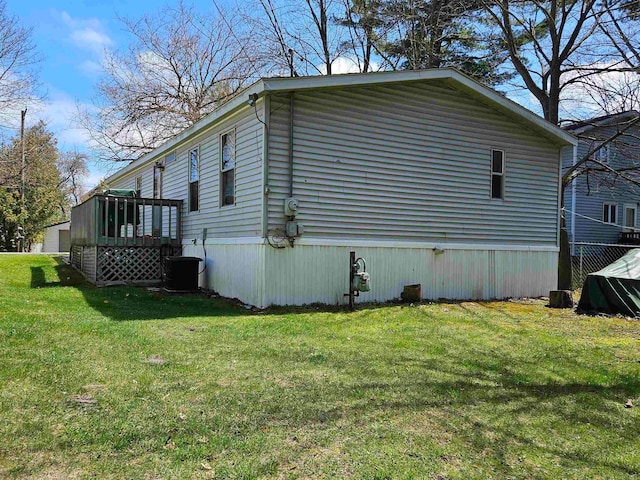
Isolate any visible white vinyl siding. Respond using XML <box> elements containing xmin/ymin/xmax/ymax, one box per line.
<box><xmin>108</xmin><ymin>103</ymin><xmax>265</xmax><ymax>240</ymax></box>
<box><xmin>162</xmin><ymin>104</ymin><xmax>264</xmax><ymax>240</ymax></box>
<box><xmin>267</xmin><ymin>81</ymin><xmax>562</xmax><ymax>246</ymax></box>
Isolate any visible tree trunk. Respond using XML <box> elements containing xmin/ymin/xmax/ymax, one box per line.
<box><xmin>558</xmin><ymin>186</ymin><xmax>572</xmax><ymax>290</ymax></box>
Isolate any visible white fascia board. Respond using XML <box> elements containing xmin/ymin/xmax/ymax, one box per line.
<box><xmin>104</xmin><ymin>80</ymin><xmax>266</xmax><ymax>185</ymax></box>
<box><xmin>262</xmin><ymin>68</ymin><xmax>455</xmax><ymax>92</ymax></box>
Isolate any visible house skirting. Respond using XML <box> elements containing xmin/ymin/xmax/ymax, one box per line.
<box><xmin>182</xmin><ymin>239</ymin><xmax>559</xmax><ymax>308</ymax></box>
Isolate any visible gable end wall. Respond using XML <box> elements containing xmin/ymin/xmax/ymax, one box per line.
<box><xmin>267</xmin><ymin>81</ymin><xmax>562</xmax><ymax>246</ymax></box>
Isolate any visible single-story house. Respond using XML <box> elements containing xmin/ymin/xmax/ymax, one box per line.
<box><xmin>42</xmin><ymin>221</ymin><xmax>71</xmax><ymax>253</ymax></box>
<box><xmin>563</xmin><ymin>111</ymin><xmax>640</xmax><ymax>246</ymax></box>
<box><xmin>71</xmin><ymin>68</ymin><xmax>576</xmax><ymax>307</ymax></box>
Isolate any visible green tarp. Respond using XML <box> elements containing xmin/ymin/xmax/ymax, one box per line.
<box><xmin>104</xmin><ymin>189</ymin><xmax>137</xmax><ymax>197</ymax></box>
<box><xmin>577</xmin><ymin>248</ymin><xmax>640</xmax><ymax>317</ymax></box>
<box><xmin>99</xmin><ymin>189</ymin><xmax>140</xmax><ymax>237</ymax></box>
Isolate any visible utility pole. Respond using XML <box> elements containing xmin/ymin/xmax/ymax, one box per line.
<box><xmin>19</xmin><ymin>108</ymin><xmax>26</xmax><ymax>252</ymax></box>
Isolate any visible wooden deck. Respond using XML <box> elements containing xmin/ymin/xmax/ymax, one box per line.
<box><xmin>619</xmin><ymin>232</ymin><xmax>640</xmax><ymax>245</ymax></box>
<box><xmin>70</xmin><ymin>195</ymin><xmax>182</xmax><ymax>247</ymax></box>
<box><xmin>70</xmin><ymin>195</ymin><xmax>184</xmax><ymax>285</ymax></box>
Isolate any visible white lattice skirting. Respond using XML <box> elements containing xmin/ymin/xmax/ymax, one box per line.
<box><xmin>95</xmin><ymin>246</ymin><xmax>180</xmax><ymax>284</ymax></box>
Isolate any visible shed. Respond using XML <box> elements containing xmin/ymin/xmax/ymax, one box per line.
<box><xmin>42</xmin><ymin>221</ymin><xmax>71</xmax><ymax>253</ymax></box>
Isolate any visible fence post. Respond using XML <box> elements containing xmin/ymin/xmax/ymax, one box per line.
<box><xmin>579</xmin><ymin>245</ymin><xmax>584</xmax><ymax>284</ymax></box>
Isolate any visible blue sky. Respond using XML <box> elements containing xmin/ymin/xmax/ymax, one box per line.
<box><xmin>5</xmin><ymin>0</ymin><xmax>577</xmax><ymax>192</ymax></box>
<box><xmin>5</xmin><ymin>0</ymin><xmax>232</xmax><ymax>189</ymax></box>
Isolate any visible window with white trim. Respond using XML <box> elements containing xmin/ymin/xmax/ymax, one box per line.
<box><xmin>491</xmin><ymin>149</ymin><xmax>504</xmax><ymax>199</ymax></box>
<box><xmin>221</xmin><ymin>130</ymin><xmax>235</xmax><ymax>207</ymax></box>
<box><xmin>189</xmin><ymin>148</ymin><xmax>199</xmax><ymax>212</ymax></box>
<box><xmin>593</xmin><ymin>142</ymin><xmax>610</xmax><ymax>164</ymax></box>
<box><xmin>603</xmin><ymin>203</ymin><xmax>617</xmax><ymax>224</ymax></box>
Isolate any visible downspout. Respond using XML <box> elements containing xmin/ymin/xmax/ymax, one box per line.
<box><xmin>289</xmin><ymin>92</ymin><xmax>294</xmax><ymax>198</ymax></box>
<box><xmin>261</xmin><ymin>96</ymin><xmax>270</xmax><ymax>239</ymax></box>
<box><xmin>286</xmin><ymin>92</ymin><xmax>296</xmax><ymax>248</ymax></box>
<box><xmin>571</xmin><ymin>144</ymin><xmax>577</xmax><ymax>256</ymax></box>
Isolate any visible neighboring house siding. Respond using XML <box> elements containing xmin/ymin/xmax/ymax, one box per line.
<box><xmin>110</xmin><ymin>104</ymin><xmax>265</xmax><ymax>241</ymax></box>
<box><xmin>267</xmin><ymin>81</ymin><xmax>562</xmax><ymax>246</ymax></box>
<box><xmin>563</xmin><ymin>124</ymin><xmax>640</xmax><ymax>245</ymax></box>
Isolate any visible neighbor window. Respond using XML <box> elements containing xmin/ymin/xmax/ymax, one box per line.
<box><xmin>603</xmin><ymin>203</ymin><xmax>617</xmax><ymax>224</ymax></box>
<box><xmin>491</xmin><ymin>149</ymin><xmax>505</xmax><ymax>199</ymax></box>
<box><xmin>189</xmin><ymin>148</ymin><xmax>199</xmax><ymax>212</ymax></box>
<box><xmin>135</xmin><ymin>176</ymin><xmax>142</xmax><ymax>197</ymax></box>
<box><xmin>594</xmin><ymin>142</ymin><xmax>610</xmax><ymax>164</ymax></box>
<box><xmin>221</xmin><ymin>130</ymin><xmax>235</xmax><ymax>206</ymax></box>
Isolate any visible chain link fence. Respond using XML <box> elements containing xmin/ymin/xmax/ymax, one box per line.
<box><xmin>571</xmin><ymin>242</ymin><xmax>639</xmax><ymax>289</ymax></box>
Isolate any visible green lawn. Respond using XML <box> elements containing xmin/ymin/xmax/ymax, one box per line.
<box><xmin>1</xmin><ymin>255</ymin><xmax>639</xmax><ymax>479</ymax></box>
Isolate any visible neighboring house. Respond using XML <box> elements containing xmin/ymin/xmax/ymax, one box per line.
<box><xmin>42</xmin><ymin>221</ymin><xmax>71</xmax><ymax>253</ymax></box>
<box><xmin>72</xmin><ymin>68</ymin><xmax>576</xmax><ymax>307</ymax></box>
<box><xmin>563</xmin><ymin>111</ymin><xmax>640</xmax><ymax>246</ymax></box>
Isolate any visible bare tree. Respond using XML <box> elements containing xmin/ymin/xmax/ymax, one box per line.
<box><xmin>572</xmin><ymin>71</ymin><xmax>640</xmax><ymax>115</ymax></box>
<box><xmin>83</xmin><ymin>2</ymin><xmax>262</xmax><ymax>162</ymax></box>
<box><xmin>480</xmin><ymin>0</ymin><xmax>618</xmax><ymax>125</ymax></box>
<box><xmin>0</xmin><ymin>0</ymin><xmax>39</xmax><ymax>117</ymax></box>
<box><xmin>598</xmin><ymin>0</ymin><xmax>640</xmax><ymax>69</ymax></box>
<box><xmin>57</xmin><ymin>150</ymin><xmax>88</xmax><ymax>209</ymax></box>
<box><xmin>252</xmin><ymin>0</ymin><xmax>348</xmax><ymax>76</ymax></box>
<box><xmin>477</xmin><ymin>0</ymin><xmax>640</xmax><ymax>289</ymax></box>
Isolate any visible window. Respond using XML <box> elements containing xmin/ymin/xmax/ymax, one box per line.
<box><xmin>135</xmin><ymin>176</ymin><xmax>142</xmax><ymax>197</ymax></box>
<box><xmin>165</xmin><ymin>151</ymin><xmax>176</xmax><ymax>164</ymax></box>
<box><xmin>603</xmin><ymin>203</ymin><xmax>617</xmax><ymax>224</ymax></box>
<box><xmin>153</xmin><ymin>163</ymin><xmax>163</xmax><ymax>199</ymax></box>
<box><xmin>594</xmin><ymin>142</ymin><xmax>610</xmax><ymax>164</ymax></box>
<box><xmin>189</xmin><ymin>148</ymin><xmax>199</xmax><ymax>212</ymax></box>
<box><xmin>221</xmin><ymin>130</ymin><xmax>235</xmax><ymax>206</ymax></box>
<box><xmin>625</xmin><ymin>204</ymin><xmax>637</xmax><ymax>229</ymax></box>
<box><xmin>491</xmin><ymin>149</ymin><xmax>505</xmax><ymax>199</ymax></box>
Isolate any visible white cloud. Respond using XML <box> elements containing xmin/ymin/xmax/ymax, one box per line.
<box><xmin>52</xmin><ymin>10</ymin><xmax>113</xmax><ymax>75</ymax></box>
<box><xmin>23</xmin><ymin>91</ymin><xmax>97</xmax><ymax>152</ymax></box>
<box><xmin>318</xmin><ymin>56</ymin><xmax>381</xmax><ymax>75</ymax></box>
<box><xmin>69</xmin><ymin>28</ymin><xmax>112</xmax><ymax>55</ymax></box>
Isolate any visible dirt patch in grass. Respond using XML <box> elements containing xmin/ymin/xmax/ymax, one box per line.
<box><xmin>145</xmin><ymin>355</ymin><xmax>167</xmax><ymax>365</ymax></box>
<box><xmin>68</xmin><ymin>394</ymin><xmax>97</xmax><ymax>406</ymax></box>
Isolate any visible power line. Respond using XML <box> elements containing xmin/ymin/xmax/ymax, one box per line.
<box><xmin>565</xmin><ymin>207</ymin><xmax>638</xmax><ymax>231</ymax></box>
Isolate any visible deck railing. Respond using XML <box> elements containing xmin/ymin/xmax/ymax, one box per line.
<box><xmin>71</xmin><ymin>195</ymin><xmax>183</xmax><ymax>247</ymax></box>
<box><xmin>619</xmin><ymin>231</ymin><xmax>640</xmax><ymax>245</ymax></box>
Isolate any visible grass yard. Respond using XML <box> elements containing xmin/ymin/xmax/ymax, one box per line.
<box><xmin>1</xmin><ymin>255</ymin><xmax>640</xmax><ymax>479</ymax></box>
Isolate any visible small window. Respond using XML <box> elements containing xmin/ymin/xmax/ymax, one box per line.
<box><xmin>221</xmin><ymin>130</ymin><xmax>235</xmax><ymax>207</ymax></box>
<box><xmin>189</xmin><ymin>148</ymin><xmax>199</xmax><ymax>212</ymax></box>
<box><xmin>603</xmin><ymin>203</ymin><xmax>617</xmax><ymax>224</ymax></box>
<box><xmin>153</xmin><ymin>163</ymin><xmax>163</xmax><ymax>199</ymax></box>
<box><xmin>491</xmin><ymin>149</ymin><xmax>504</xmax><ymax>199</ymax></box>
<box><xmin>594</xmin><ymin>142</ymin><xmax>610</xmax><ymax>164</ymax></box>
<box><xmin>165</xmin><ymin>151</ymin><xmax>176</xmax><ymax>164</ymax></box>
<box><xmin>135</xmin><ymin>176</ymin><xmax>142</xmax><ymax>197</ymax></box>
